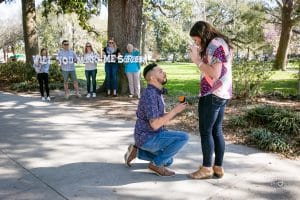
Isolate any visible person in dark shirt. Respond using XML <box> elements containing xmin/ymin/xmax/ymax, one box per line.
<box><xmin>124</xmin><ymin>63</ymin><xmax>189</xmax><ymax>176</ymax></box>
<box><xmin>103</xmin><ymin>38</ymin><xmax>121</xmax><ymax>97</ymax></box>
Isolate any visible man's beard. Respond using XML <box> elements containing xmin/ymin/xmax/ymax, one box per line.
<box><xmin>162</xmin><ymin>78</ymin><xmax>167</xmax><ymax>85</ymax></box>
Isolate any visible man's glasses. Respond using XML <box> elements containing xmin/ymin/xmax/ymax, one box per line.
<box><xmin>63</xmin><ymin>43</ymin><xmax>69</xmax><ymax>46</ymax></box>
<box><xmin>108</xmin><ymin>42</ymin><xmax>114</xmax><ymax>44</ymax></box>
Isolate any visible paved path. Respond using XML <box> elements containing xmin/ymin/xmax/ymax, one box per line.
<box><xmin>0</xmin><ymin>91</ymin><xmax>299</xmax><ymax>200</ymax></box>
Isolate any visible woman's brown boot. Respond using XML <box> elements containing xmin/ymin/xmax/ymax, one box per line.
<box><xmin>213</xmin><ymin>166</ymin><xmax>224</xmax><ymax>178</ymax></box>
<box><xmin>188</xmin><ymin>166</ymin><xmax>213</xmax><ymax>179</ymax></box>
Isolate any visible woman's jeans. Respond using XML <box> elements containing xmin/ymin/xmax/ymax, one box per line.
<box><xmin>85</xmin><ymin>69</ymin><xmax>97</xmax><ymax>93</ymax></box>
<box><xmin>37</xmin><ymin>73</ymin><xmax>49</xmax><ymax>97</ymax></box>
<box><xmin>198</xmin><ymin>94</ymin><xmax>228</xmax><ymax>167</ymax></box>
<box><xmin>105</xmin><ymin>63</ymin><xmax>118</xmax><ymax>90</ymax></box>
<box><xmin>138</xmin><ymin>130</ymin><xmax>189</xmax><ymax>167</ymax></box>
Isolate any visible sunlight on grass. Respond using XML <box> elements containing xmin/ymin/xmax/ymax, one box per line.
<box><xmin>75</xmin><ymin>64</ymin><xmax>106</xmax><ymax>85</ymax></box>
<box><xmin>262</xmin><ymin>70</ymin><xmax>298</xmax><ymax>95</ymax></box>
<box><xmin>75</xmin><ymin>62</ymin><xmax>298</xmax><ymax>97</ymax></box>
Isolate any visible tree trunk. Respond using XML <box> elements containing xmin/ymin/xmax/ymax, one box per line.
<box><xmin>298</xmin><ymin>65</ymin><xmax>300</xmax><ymax>97</ymax></box>
<box><xmin>22</xmin><ymin>0</ymin><xmax>38</xmax><ymax>65</ymax></box>
<box><xmin>141</xmin><ymin>15</ymin><xmax>147</xmax><ymax>56</ymax></box>
<box><xmin>107</xmin><ymin>0</ymin><xmax>143</xmax><ymax>94</ymax></box>
<box><xmin>274</xmin><ymin>0</ymin><xmax>293</xmax><ymax>71</ymax></box>
<box><xmin>3</xmin><ymin>48</ymin><xmax>7</xmax><ymax>62</ymax></box>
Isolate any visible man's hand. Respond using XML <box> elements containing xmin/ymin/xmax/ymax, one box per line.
<box><xmin>172</xmin><ymin>102</ymin><xmax>187</xmax><ymax>115</ymax></box>
<box><xmin>149</xmin><ymin>103</ymin><xmax>187</xmax><ymax>131</ymax></box>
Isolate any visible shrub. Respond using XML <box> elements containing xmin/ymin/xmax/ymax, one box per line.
<box><xmin>0</xmin><ymin>61</ymin><xmax>35</xmax><ymax>83</ymax></box>
<box><xmin>48</xmin><ymin>62</ymin><xmax>64</xmax><ymax>83</ymax></box>
<box><xmin>248</xmin><ymin>128</ymin><xmax>290</xmax><ymax>153</ymax></box>
<box><xmin>245</xmin><ymin>105</ymin><xmax>300</xmax><ymax>136</ymax></box>
<box><xmin>232</xmin><ymin>60</ymin><xmax>274</xmax><ymax>98</ymax></box>
<box><xmin>228</xmin><ymin>115</ymin><xmax>248</xmax><ymax>128</ymax></box>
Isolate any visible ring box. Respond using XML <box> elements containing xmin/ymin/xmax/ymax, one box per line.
<box><xmin>179</xmin><ymin>96</ymin><xmax>185</xmax><ymax>103</ymax></box>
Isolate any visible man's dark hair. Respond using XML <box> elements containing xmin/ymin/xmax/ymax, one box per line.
<box><xmin>143</xmin><ymin>63</ymin><xmax>158</xmax><ymax>78</ymax></box>
<box><xmin>62</xmin><ymin>40</ymin><xmax>69</xmax><ymax>45</ymax></box>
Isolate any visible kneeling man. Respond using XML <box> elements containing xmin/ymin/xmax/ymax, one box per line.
<box><xmin>124</xmin><ymin>63</ymin><xmax>189</xmax><ymax>176</ymax></box>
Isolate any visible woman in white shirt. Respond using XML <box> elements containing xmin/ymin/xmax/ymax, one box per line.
<box><xmin>84</xmin><ymin>42</ymin><xmax>98</xmax><ymax>98</ymax></box>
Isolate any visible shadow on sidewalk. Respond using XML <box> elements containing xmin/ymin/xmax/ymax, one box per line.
<box><xmin>29</xmin><ymin>162</ymin><xmax>188</xmax><ymax>187</ymax></box>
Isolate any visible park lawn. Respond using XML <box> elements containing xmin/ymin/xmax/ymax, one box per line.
<box><xmin>262</xmin><ymin>70</ymin><xmax>298</xmax><ymax>96</ymax></box>
<box><xmin>157</xmin><ymin>62</ymin><xmax>199</xmax><ymax>96</ymax></box>
<box><xmin>75</xmin><ymin>64</ymin><xmax>106</xmax><ymax>85</ymax></box>
<box><xmin>75</xmin><ymin>62</ymin><xmax>298</xmax><ymax>97</ymax></box>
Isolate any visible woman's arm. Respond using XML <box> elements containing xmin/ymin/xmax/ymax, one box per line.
<box><xmin>190</xmin><ymin>45</ymin><xmax>222</xmax><ymax>79</ymax></box>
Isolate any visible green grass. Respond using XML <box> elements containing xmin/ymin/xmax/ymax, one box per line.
<box><xmin>75</xmin><ymin>62</ymin><xmax>298</xmax><ymax>97</ymax></box>
<box><xmin>287</xmin><ymin>60</ymin><xmax>300</xmax><ymax>70</ymax></box>
<box><xmin>262</xmin><ymin>71</ymin><xmax>298</xmax><ymax>96</ymax></box>
<box><xmin>156</xmin><ymin>62</ymin><xmax>199</xmax><ymax>96</ymax></box>
<box><xmin>75</xmin><ymin>64</ymin><xmax>106</xmax><ymax>85</ymax></box>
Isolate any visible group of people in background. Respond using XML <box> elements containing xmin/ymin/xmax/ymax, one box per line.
<box><xmin>33</xmin><ymin>38</ymin><xmax>142</xmax><ymax>100</ymax></box>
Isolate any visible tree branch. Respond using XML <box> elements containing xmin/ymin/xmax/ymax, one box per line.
<box><xmin>292</xmin><ymin>29</ymin><xmax>300</xmax><ymax>34</ymax></box>
<box><xmin>150</xmin><ymin>1</ymin><xmax>167</xmax><ymax>16</ymax></box>
<box><xmin>275</xmin><ymin>0</ymin><xmax>283</xmax><ymax>8</ymax></box>
<box><xmin>149</xmin><ymin>1</ymin><xmax>181</xmax><ymax>18</ymax></box>
<box><xmin>292</xmin><ymin>15</ymin><xmax>300</xmax><ymax>25</ymax></box>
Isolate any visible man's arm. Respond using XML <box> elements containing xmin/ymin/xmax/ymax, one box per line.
<box><xmin>149</xmin><ymin>103</ymin><xmax>187</xmax><ymax>131</ymax></box>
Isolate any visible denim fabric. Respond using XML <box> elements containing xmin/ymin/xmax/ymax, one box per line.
<box><xmin>62</xmin><ymin>70</ymin><xmax>77</xmax><ymax>82</ymax></box>
<box><xmin>105</xmin><ymin>63</ymin><xmax>118</xmax><ymax>90</ymax></box>
<box><xmin>198</xmin><ymin>94</ymin><xmax>228</xmax><ymax>167</ymax></box>
<box><xmin>85</xmin><ymin>69</ymin><xmax>97</xmax><ymax>93</ymax></box>
<box><xmin>138</xmin><ymin>130</ymin><xmax>189</xmax><ymax>167</ymax></box>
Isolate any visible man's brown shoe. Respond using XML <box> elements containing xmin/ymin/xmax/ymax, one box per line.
<box><xmin>124</xmin><ymin>144</ymin><xmax>137</xmax><ymax>167</ymax></box>
<box><xmin>187</xmin><ymin>166</ymin><xmax>213</xmax><ymax>179</ymax></box>
<box><xmin>213</xmin><ymin>166</ymin><xmax>224</xmax><ymax>178</ymax></box>
<box><xmin>148</xmin><ymin>163</ymin><xmax>175</xmax><ymax>177</ymax></box>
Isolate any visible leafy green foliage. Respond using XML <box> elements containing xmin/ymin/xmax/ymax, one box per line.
<box><xmin>0</xmin><ymin>62</ymin><xmax>35</xmax><ymax>83</ymax></box>
<box><xmin>143</xmin><ymin>0</ymin><xmax>193</xmax><ymax>61</ymax></box>
<box><xmin>206</xmin><ymin>0</ymin><xmax>268</xmax><ymax>56</ymax></box>
<box><xmin>228</xmin><ymin>115</ymin><xmax>248</xmax><ymax>128</ymax></box>
<box><xmin>245</xmin><ymin>105</ymin><xmax>300</xmax><ymax>136</ymax></box>
<box><xmin>248</xmin><ymin>128</ymin><xmax>290</xmax><ymax>153</ymax></box>
<box><xmin>48</xmin><ymin>62</ymin><xmax>64</xmax><ymax>83</ymax></box>
<box><xmin>42</xmin><ymin>0</ymin><xmax>99</xmax><ymax>33</ymax></box>
<box><xmin>233</xmin><ymin>60</ymin><xmax>274</xmax><ymax>98</ymax></box>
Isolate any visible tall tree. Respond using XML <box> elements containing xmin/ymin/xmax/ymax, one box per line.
<box><xmin>42</xmin><ymin>0</ymin><xmax>143</xmax><ymax>94</ymax></box>
<box><xmin>22</xmin><ymin>0</ymin><xmax>39</xmax><ymax>65</ymax></box>
<box><xmin>267</xmin><ymin>0</ymin><xmax>300</xmax><ymax>70</ymax></box>
<box><xmin>206</xmin><ymin>0</ymin><xmax>267</xmax><ymax>60</ymax></box>
<box><xmin>107</xmin><ymin>0</ymin><xmax>143</xmax><ymax>93</ymax></box>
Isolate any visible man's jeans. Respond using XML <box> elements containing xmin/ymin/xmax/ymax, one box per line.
<box><xmin>85</xmin><ymin>69</ymin><xmax>97</xmax><ymax>93</ymax></box>
<box><xmin>138</xmin><ymin>130</ymin><xmax>189</xmax><ymax>167</ymax></box>
<box><xmin>198</xmin><ymin>94</ymin><xmax>228</xmax><ymax>167</ymax></box>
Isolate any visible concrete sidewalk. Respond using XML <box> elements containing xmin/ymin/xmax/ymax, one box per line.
<box><xmin>0</xmin><ymin>91</ymin><xmax>299</xmax><ymax>200</ymax></box>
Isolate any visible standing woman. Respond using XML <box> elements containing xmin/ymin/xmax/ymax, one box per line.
<box><xmin>33</xmin><ymin>48</ymin><xmax>51</xmax><ymax>101</ymax></box>
<box><xmin>103</xmin><ymin>38</ymin><xmax>121</xmax><ymax>97</ymax></box>
<box><xmin>124</xmin><ymin>44</ymin><xmax>141</xmax><ymax>98</ymax></box>
<box><xmin>188</xmin><ymin>21</ymin><xmax>233</xmax><ymax>179</ymax></box>
<box><xmin>84</xmin><ymin>42</ymin><xmax>98</xmax><ymax>98</ymax></box>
